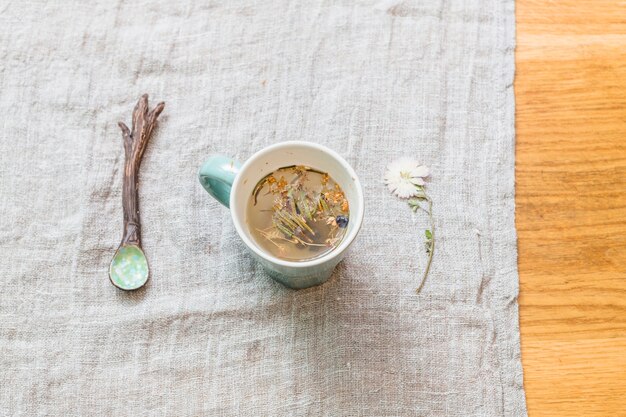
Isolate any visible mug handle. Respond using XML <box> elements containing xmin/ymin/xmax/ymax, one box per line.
<box><xmin>198</xmin><ymin>155</ymin><xmax>242</xmax><ymax>208</ymax></box>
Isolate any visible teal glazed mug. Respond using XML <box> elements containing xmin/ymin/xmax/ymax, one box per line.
<box><xmin>198</xmin><ymin>141</ymin><xmax>364</xmax><ymax>289</ymax></box>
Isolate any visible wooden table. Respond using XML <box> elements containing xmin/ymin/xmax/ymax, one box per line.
<box><xmin>516</xmin><ymin>1</ymin><xmax>626</xmax><ymax>415</ymax></box>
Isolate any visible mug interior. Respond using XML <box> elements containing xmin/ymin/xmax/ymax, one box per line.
<box><xmin>230</xmin><ymin>141</ymin><xmax>363</xmax><ymax>267</ymax></box>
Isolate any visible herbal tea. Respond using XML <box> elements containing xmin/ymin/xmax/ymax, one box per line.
<box><xmin>246</xmin><ymin>165</ymin><xmax>350</xmax><ymax>261</ymax></box>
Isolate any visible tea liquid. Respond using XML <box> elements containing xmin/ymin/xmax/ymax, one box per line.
<box><xmin>246</xmin><ymin>165</ymin><xmax>350</xmax><ymax>261</ymax></box>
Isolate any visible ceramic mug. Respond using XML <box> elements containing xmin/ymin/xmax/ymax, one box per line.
<box><xmin>198</xmin><ymin>141</ymin><xmax>364</xmax><ymax>289</ymax></box>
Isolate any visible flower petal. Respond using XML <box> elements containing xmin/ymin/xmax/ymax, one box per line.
<box><xmin>383</xmin><ymin>170</ymin><xmax>400</xmax><ymax>183</ymax></box>
<box><xmin>394</xmin><ymin>181</ymin><xmax>419</xmax><ymax>198</ymax></box>
<box><xmin>410</xmin><ymin>165</ymin><xmax>430</xmax><ymax>178</ymax></box>
<box><xmin>409</xmin><ymin>177</ymin><xmax>425</xmax><ymax>186</ymax></box>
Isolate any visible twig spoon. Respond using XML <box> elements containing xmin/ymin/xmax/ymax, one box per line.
<box><xmin>109</xmin><ymin>94</ymin><xmax>164</xmax><ymax>290</ymax></box>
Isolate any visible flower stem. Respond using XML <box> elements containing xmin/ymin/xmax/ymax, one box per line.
<box><xmin>416</xmin><ymin>197</ymin><xmax>434</xmax><ymax>294</ymax></box>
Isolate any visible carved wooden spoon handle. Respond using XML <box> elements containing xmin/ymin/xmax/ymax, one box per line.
<box><xmin>117</xmin><ymin>94</ymin><xmax>165</xmax><ymax>247</ymax></box>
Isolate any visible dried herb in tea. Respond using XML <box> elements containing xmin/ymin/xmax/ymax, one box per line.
<box><xmin>246</xmin><ymin>165</ymin><xmax>350</xmax><ymax>261</ymax></box>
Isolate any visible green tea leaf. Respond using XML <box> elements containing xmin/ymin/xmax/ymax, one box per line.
<box><xmin>276</xmin><ymin>222</ymin><xmax>294</xmax><ymax>238</ymax></box>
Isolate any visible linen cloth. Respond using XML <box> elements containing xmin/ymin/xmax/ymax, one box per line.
<box><xmin>0</xmin><ymin>0</ymin><xmax>526</xmax><ymax>415</ymax></box>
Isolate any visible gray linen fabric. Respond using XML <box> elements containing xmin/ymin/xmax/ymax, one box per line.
<box><xmin>0</xmin><ymin>0</ymin><xmax>526</xmax><ymax>415</ymax></box>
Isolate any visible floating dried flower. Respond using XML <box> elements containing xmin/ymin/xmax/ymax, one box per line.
<box><xmin>385</xmin><ymin>157</ymin><xmax>434</xmax><ymax>293</ymax></box>
<box><xmin>251</xmin><ymin>165</ymin><xmax>350</xmax><ymax>260</ymax></box>
<box><xmin>384</xmin><ymin>157</ymin><xmax>430</xmax><ymax>198</ymax></box>
<box><xmin>276</xmin><ymin>176</ymin><xmax>288</xmax><ymax>191</ymax></box>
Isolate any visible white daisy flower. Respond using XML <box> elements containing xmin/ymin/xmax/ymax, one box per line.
<box><xmin>384</xmin><ymin>157</ymin><xmax>430</xmax><ymax>198</ymax></box>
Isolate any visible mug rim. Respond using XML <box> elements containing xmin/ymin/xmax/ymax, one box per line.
<box><xmin>229</xmin><ymin>141</ymin><xmax>364</xmax><ymax>268</ymax></box>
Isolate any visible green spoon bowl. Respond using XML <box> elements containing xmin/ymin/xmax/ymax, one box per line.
<box><xmin>109</xmin><ymin>244</ymin><xmax>149</xmax><ymax>291</ymax></box>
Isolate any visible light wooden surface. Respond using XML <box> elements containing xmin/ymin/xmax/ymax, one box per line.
<box><xmin>516</xmin><ymin>1</ymin><xmax>626</xmax><ymax>415</ymax></box>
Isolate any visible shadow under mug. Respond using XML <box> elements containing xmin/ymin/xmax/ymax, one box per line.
<box><xmin>198</xmin><ymin>141</ymin><xmax>364</xmax><ymax>289</ymax></box>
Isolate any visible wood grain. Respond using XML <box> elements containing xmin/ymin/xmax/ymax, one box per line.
<box><xmin>516</xmin><ymin>1</ymin><xmax>626</xmax><ymax>415</ymax></box>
